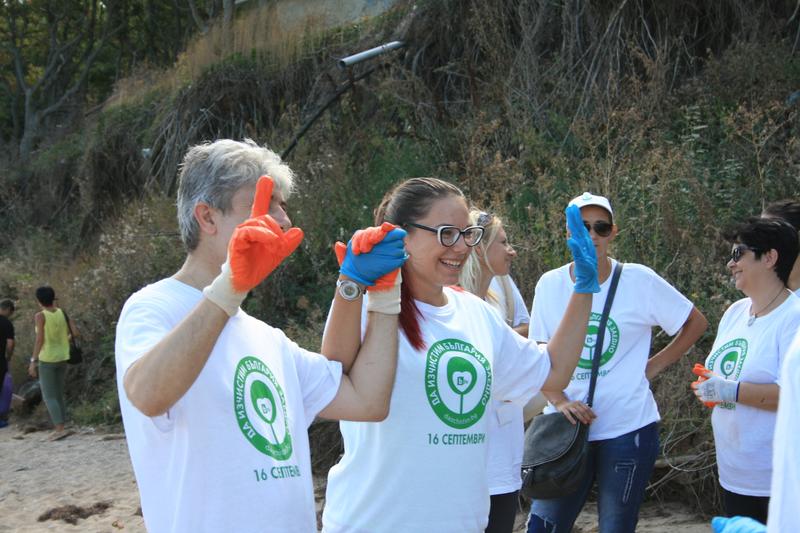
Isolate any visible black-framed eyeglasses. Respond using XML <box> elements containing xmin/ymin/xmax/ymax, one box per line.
<box><xmin>406</xmin><ymin>222</ymin><xmax>484</xmax><ymax>247</ymax></box>
<box><xmin>730</xmin><ymin>244</ymin><xmax>760</xmax><ymax>263</ymax></box>
<box><xmin>583</xmin><ymin>220</ymin><xmax>613</xmax><ymax>237</ymax></box>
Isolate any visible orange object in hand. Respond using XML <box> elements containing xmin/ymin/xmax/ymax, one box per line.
<box><xmin>691</xmin><ymin>363</ymin><xmax>718</xmax><ymax>408</ymax></box>
<box><xmin>334</xmin><ymin>222</ymin><xmax>403</xmax><ymax>292</ymax></box>
<box><xmin>228</xmin><ymin>176</ymin><xmax>304</xmax><ymax>293</ymax></box>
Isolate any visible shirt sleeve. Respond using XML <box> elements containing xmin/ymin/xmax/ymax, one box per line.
<box><xmin>115</xmin><ymin>299</ymin><xmax>175</xmax><ymax>378</ymax></box>
<box><xmin>493</xmin><ymin>318</ymin><xmax>551</xmax><ymax>404</ymax></box>
<box><xmin>287</xmin><ymin>337</ymin><xmax>343</xmax><ymax>427</ymax></box>
<box><xmin>528</xmin><ymin>276</ymin><xmax>552</xmax><ymax>342</ymax></box>
<box><xmin>507</xmin><ymin>276</ymin><xmax>530</xmax><ymax>326</ymax></box>
<box><xmin>643</xmin><ymin>268</ymin><xmax>694</xmax><ymax>336</ymax></box>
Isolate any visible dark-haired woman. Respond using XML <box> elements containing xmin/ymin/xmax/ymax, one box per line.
<box><xmin>527</xmin><ymin>192</ymin><xmax>708</xmax><ymax>533</ymax></box>
<box><xmin>762</xmin><ymin>199</ymin><xmax>800</xmax><ymax>294</ymax></box>
<box><xmin>321</xmin><ymin>178</ymin><xmax>598</xmax><ymax>532</ymax></box>
<box><xmin>28</xmin><ymin>286</ymin><xmax>77</xmax><ymax>439</ymax></box>
<box><xmin>693</xmin><ymin>217</ymin><xmax>800</xmax><ymax>524</ymax></box>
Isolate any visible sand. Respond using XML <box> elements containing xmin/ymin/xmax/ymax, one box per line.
<box><xmin>0</xmin><ymin>424</ymin><xmax>711</xmax><ymax>532</ymax></box>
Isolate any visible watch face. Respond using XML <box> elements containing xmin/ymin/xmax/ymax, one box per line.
<box><xmin>338</xmin><ymin>280</ymin><xmax>362</xmax><ymax>300</ymax></box>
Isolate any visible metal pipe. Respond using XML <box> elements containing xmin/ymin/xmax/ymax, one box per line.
<box><xmin>338</xmin><ymin>41</ymin><xmax>405</xmax><ymax>69</ymax></box>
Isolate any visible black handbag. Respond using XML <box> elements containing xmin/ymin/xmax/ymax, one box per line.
<box><xmin>63</xmin><ymin>310</ymin><xmax>83</xmax><ymax>365</ymax></box>
<box><xmin>520</xmin><ymin>262</ymin><xmax>623</xmax><ymax>499</ymax></box>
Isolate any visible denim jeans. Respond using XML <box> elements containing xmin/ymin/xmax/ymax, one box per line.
<box><xmin>527</xmin><ymin>422</ymin><xmax>659</xmax><ymax>533</ymax></box>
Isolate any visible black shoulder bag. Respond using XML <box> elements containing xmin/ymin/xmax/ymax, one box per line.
<box><xmin>62</xmin><ymin>310</ymin><xmax>83</xmax><ymax>365</ymax></box>
<box><xmin>520</xmin><ymin>262</ymin><xmax>623</xmax><ymax>500</ymax></box>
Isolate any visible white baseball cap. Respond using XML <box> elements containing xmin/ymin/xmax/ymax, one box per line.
<box><xmin>568</xmin><ymin>192</ymin><xmax>613</xmax><ymax>219</ymax></box>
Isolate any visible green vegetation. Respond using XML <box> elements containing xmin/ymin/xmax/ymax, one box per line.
<box><xmin>1</xmin><ymin>0</ymin><xmax>798</xmax><ymax>513</ymax></box>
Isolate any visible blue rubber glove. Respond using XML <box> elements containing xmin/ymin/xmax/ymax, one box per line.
<box><xmin>711</xmin><ymin>516</ymin><xmax>766</xmax><ymax>533</ymax></box>
<box><xmin>337</xmin><ymin>226</ymin><xmax>407</xmax><ymax>286</ymax></box>
<box><xmin>565</xmin><ymin>204</ymin><xmax>600</xmax><ymax>293</ymax></box>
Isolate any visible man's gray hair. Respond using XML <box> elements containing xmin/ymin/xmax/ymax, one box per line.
<box><xmin>176</xmin><ymin>139</ymin><xmax>295</xmax><ymax>251</ymax></box>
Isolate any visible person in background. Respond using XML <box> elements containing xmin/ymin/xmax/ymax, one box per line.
<box><xmin>115</xmin><ymin>139</ymin><xmax>407</xmax><ymax>532</ymax></box>
<box><xmin>28</xmin><ymin>286</ymin><xmax>77</xmax><ymax>439</ymax></box>
<box><xmin>693</xmin><ymin>216</ymin><xmax>800</xmax><ymax>524</ymax></box>
<box><xmin>489</xmin><ymin>275</ymin><xmax>530</xmax><ymax>337</ymax></box>
<box><xmin>762</xmin><ymin>199</ymin><xmax>800</xmax><ymax>294</ymax></box>
<box><xmin>321</xmin><ymin>178</ymin><xmax>598</xmax><ymax>533</ymax></box>
<box><xmin>0</xmin><ymin>299</ymin><xmax>15</xmax><ymax>428</ymax></box>
<box><xmin>527</xmin><ymin>192</ymin><xmax>708</xmax><ymax>533</ymax></box>
<box><xmin>459</xmin><ymin>209</ymin><xmax>545</xmax><ymax>533</ymax></box>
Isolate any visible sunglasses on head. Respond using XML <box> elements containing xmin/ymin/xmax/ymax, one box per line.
<box><xmin>477</xmin><ymin>212</ymin><xmax>493</xmax><ymax>227</ymax></box>
<box><xmin>730</xmin><ymin>244</ymin><xmax>760</xmax><ymax>263</ymax></box>
<box><xmin>582</xmin><ymin>220</ymin><xmax>613</xmax><ymax>237</ymax></box>
<box><xmin>406</xmin><ymin>222</ymin><xmax>485</xmax><ymax>247</ymax></box>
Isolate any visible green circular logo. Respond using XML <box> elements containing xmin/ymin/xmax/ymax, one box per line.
<box><xmin>425</xmin><ymin>339</ymin><xmax>492</xmax><ymax>429</ymax></box>
<box><xmin>707</xmin><ymin>339</ymin><xmax>748</xmax><ymax>379</ymax></box>
<box><xmin>577</xmin><ymin>312</ymin><xmax>620</xmax><ymax>369</ymax></box>
<box><xmin>234</xmin><ymin>356</ymin><xmax>292</xmax><ymax>459</ymax></box>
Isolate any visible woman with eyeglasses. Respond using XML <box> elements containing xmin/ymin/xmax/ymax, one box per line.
<box><xmin>692</xmin><ymin>217</ymin><xmax>800</xmax><ymax>524</ymax></box>
<box><xmin>321</xmin><ymin>178</ymin><xmax>599</xmax><ymax>532</ymax></box>
<box><xmin>459</xmin><ymin>209</ymin><xmax>547</xmax><ymax>533</ymax></box>
<box><xmin>526</xmin><ymin>192</ymin><xmax>708</xmax><ymax>533</ymax></box>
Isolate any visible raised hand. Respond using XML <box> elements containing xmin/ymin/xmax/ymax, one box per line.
<box><xmin>228</xmin><ymin>176</ymin><xmax>304</xmax><ymax>292</ymax></box>
<box><xmin>204</xmin><ymin>176</ymin><xmax>304</xmax><ymax>316</ymax></box>
<box><xmin>565</xmin><ymin>204</ymin><xmax>600</xmax><ymax>294</ymax></box>
<box><xmin>334</xmin><ymin>223</ymin><xmax>407</xmax><ymax>287</ymax></box>
<box><xmin>334</xmin><ymin>223</ymin><xmax>407</xmax><ymax>314</ymax></box>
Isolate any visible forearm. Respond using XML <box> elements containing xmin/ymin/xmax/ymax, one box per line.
<box><xmin>319</xmin><ymin>311</ymin><xmax>399</xmax><ymax>421</ymax></box>
<box><xmin>320</xmin><ymin>277</ymin><xmax>364</xmax><ymax>373</ymax></box>
<box><xmin>123</xmin><ymin>298</ymin><xmax>229</xmax><ymax>416</ymax></box>
<box><xmin>513</xmin><ymin>323</ymin><xmax>529</xmax><ymax>337</ymax></box>
<box><xmin>540</xmin><ymin>389</ymin><xmax>568</xmax><ymax>406</ymax></box>
<box><xmin>646</xmin><ymin>307</ymin><xmax>708</xmax><ymax>380</ymax></box>
<box><xmin>736</xmin><ymin>382</ymin><xmax>779</xmax><ymax>411</ymax></box>
<box><xmin>542</xmin><ymin>292</ymin><xmax>592</xmax><ymax>391</ymax></box>
<box><xmin>344</xmin><ymin>312</ymin><xmax>398</xmax><ymax>419</ymax></box>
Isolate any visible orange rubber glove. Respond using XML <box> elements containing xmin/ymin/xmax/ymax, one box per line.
<box><xmin>691</xmin><ymin>363</ymin><xmax>718</xmax><ymax>408</ymax></box>
<box><xmin>334</xmin><ymin>222</ymin><xmax>406</xmax><ymax>314</ymax></box>
<box><xmin>204</xmin><ymin>176</ymin><xmax>304</xmax><ymax>316</ymax></box>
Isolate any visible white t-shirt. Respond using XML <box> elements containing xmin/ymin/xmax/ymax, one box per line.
<box><xmin>322</xmin><ymin>287</ymin><xmax>551</xmax><ymax>533</ymax></box>
<box><xmin>485</xmin><ymin>276</ymin><xmax>530</xmax><ymax>495</ymax></box>
<box><xmin>768</xmin><ymin>327</ymin><xmax>800</xmax><ymax>532</ymax></box>
<box><xmin>489</xmin><ymin>275</ymin><xmax>530</xmax><ymax>327</ymax></box>
<box><xmin>115</xmin><ymin>278</ymin><xmax>342</xmax><ymax>533</ymax></box>
<box><xmin>705</xmin><ymin>294</ymin><xmax>800</xmax><ymax>496</ymax></box>
<box><xmin>530</xmin><ymin>260</ymin><xmax>693</xmax><ymax>441</ymax></box>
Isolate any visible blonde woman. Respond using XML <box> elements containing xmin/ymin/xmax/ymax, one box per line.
<box><xmin>460</xmin><ymin>210</ymin><xmax>546</xmax><ymax>533</ymax></box>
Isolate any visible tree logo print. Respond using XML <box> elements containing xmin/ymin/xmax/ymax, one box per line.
<box><xmin>425</xmin><ymin>339</ymin><xmax>492</xmax><ymax>429</ymax></box>
<box><xmin>234</xmin><ymin>356</ymin><xmax>293</xmax><ymax>459</ymax></box>
<box><xmin>577</xmin><ymin>312</ymin><xmax>620</xmax><ymax>369</ymax></box>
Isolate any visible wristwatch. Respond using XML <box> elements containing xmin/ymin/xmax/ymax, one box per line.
<box><xmin>337</xmin><ymin>279</ymin><xmax>364</xmax><ymax>301</ymax></box>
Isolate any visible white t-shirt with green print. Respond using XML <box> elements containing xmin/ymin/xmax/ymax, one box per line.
<box><xmin>705</xmin><ymin>294</ymin><xmax>800</xmax><ymax>496</ymax></box>
<box><xmin>322</xmin><ymin>286</ymin><xmax>550</xmax><ymax>533</ymax></box>
<box><xmin>529</xmin><ymin>259</ymin><xmax>694</xmax><ymax>441</ymax></box>
<box><xmin>115</xmin><ymin>278</ymin><xmax>342</xmax><ymax>533</ymax></box>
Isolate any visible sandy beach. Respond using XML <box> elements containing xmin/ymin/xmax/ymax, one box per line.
<box><xmin>0</xmin><ymin>423</ymin><xmax>711</xmax><ymax>532</ymax></box>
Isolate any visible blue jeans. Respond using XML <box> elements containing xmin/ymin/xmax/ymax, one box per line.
<box><xmin>527</xmin><ymin>422</ymin><xmax>659</xmax><ymax>533</ymax></box>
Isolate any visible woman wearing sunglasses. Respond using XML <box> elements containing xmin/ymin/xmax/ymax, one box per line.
<box><xmin>526</xmin><ymin>192</ymin><xmax>708</xmax><ymax>533</ymax></box>
<box><xmin>692</xmin><ymin>217</ymin><xmax>800</xmax><ymax>524</ymax></box>
<box><xmin>321</xmin><ymin>178</ymin><xmax>599</xmax><ymax>532</ymax></box>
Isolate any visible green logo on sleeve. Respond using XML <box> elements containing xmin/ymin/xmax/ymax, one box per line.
<box><xmin>706</xmin><ymin>338</ymin><xmax>748</xmax><ymax>409</ymax></box>
<box><xmin>234</xmin><ymin>356</ymin><xmax>293</xmax><ymax>459</ymax></box>
<box><xmin>577</xmin><ymin>312</ymin><xmax>620</xmax><ymax>369</ymax></box>
<box><xmin>425</xmin><ymin>339</ymin><xmax>491</xmax><ymax>429</ymax></box>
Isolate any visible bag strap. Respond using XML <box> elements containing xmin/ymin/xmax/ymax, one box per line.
<box><xmin>62</xmin><ymin>309</ymin><xmax>75</xmax><ymax>339</ymax></box>
<box><xmin>586</xmin><ymin>262</ymin><xmax>623</xmax><ymax>407</ymax></box>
